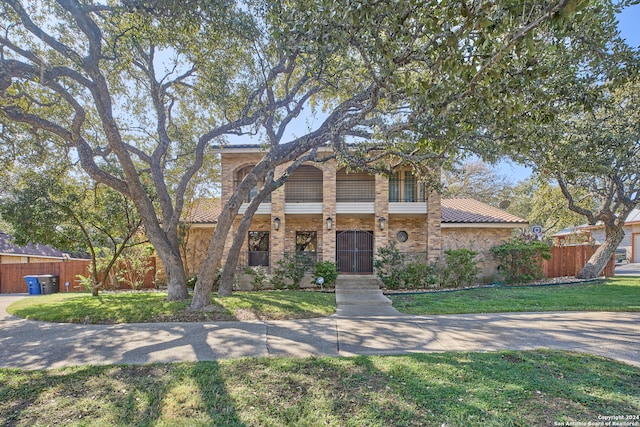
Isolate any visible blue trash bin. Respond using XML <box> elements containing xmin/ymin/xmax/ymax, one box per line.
<box><xmin>24</xmin><ymin>276</ymin><xmax>42</xmax><ymax>295</ymax></box>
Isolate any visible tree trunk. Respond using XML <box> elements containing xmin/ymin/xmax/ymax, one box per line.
<box><xmin>191</xmin><ymin>166</ymin><xmax>269</xmax><ymax>308</ymax></box>
<box><xmin>218</xmin><ymin>185</ymin><xmax>273</xmax><ymax>295</ymax></box>
<box><xmin>577</xmin><ymin>223</ymin><xmax>624</xmax><ymax>279</ymax></box>
<box><xmin>146</xmin><ymin>227</ymin><xmax>189</xmax><ymax>300</ymax></box>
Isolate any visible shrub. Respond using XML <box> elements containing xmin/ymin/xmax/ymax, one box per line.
<box><xmin>374</xmin><ymin>241</ymin><xmax>406</xmax><ymax>289</ymax></box>
<box><xmin>271</xmin><ymin>252</ymin><xmax>309</xmax><ymax>290</ymax></box>
<box><xmin>403</xmin><ymin>261</ymin><xmax>437</xmax><ymax>289</ymax></box>
<box><xmin>312</xmin><ymin>261</ymin><xmax>338</xmax><ymax>288</ymax></box>
<box><xmin>491</xmin><ymin>237</ymin><xmax>552</xmax><ymax>284</ymax></box>
<box><xmin>436</xmin><ymin>248</ymin><xmax>480</xmax><ymax>288</ymax></box>
<box><xmin>186</xmin><ymin>274</ymin><xmax>198</xmax><ymax>290</ymax></box>
<box><xmin>243</xmin><ymin>266</ymin><xmax>269</xmax><ymax>291</ymax></box>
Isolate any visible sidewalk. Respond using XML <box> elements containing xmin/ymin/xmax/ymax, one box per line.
<box><xmin>0</xmin><ymin>294</ymin><xmax>638</xmax><ymax>370</ymax></box>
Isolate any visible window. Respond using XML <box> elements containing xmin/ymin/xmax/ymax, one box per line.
<box><xmin>248</xmin><ymin>231</ymin><xmax>269</xmax><ymax>266</ymax></box>
<box><xmin>389</xmin><ymin>172</ymin><xmax>400</xmax><ymax>202</ymax></box>
<box><xmin>389</xmin><ymin>170</ymin><xmax>425</xmax><ymax>202</ymax></box>
<box><xmin>296</xmin><ymin>231</ymin><xmax>317</xmax><ymax>267</ymax></box>
<box><xmin>404</xmin><ymin>171</ymin><xmax>415</xmax><ymax>202</ymax></box>
<box><xmin>236</xmin><ymin>166</ymin><xmax>270</xmax><ymax>203</ymax></box>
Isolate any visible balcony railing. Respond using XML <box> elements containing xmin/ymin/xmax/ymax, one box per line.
<box><xmin>388</xmin><ymin>180</ymin><xmax>426</xmax><ymax>202</ymax></box>
<box><xmin>336</xmin><ymin>180</ymin><xmax>375</xmax><ymax>202</ymax></box>
<box><xmin>285</xmin><ymin>180</ymin><xmax>323</xmax><ymax>203</ymax></box>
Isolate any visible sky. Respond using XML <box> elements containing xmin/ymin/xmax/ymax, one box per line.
<box><xmin>499</xmin><ymin>4</ymin><xmax>640</xmax><ymax>182</ymax></box>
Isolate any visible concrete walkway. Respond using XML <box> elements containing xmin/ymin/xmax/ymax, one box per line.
<box><xmin>0</xmin><ymin>293</ymin><xmax>638</xmax><ymax>370</ymax></box>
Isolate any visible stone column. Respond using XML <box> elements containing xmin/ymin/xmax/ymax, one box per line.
<box><xmin>322</xmin><ymin>159</ymin><xmax>337</xmax><ymax>263</ymax></box>
<box><xmin>374</xmin><ymin>174</ymin><xmax>389</xmax><ymax>252</ymax></box>
<box><xmin>427</xmin><ymin>191</ymin><xmax>442</xmax><ymax>263</ymax></box>
<box><xmin>270</xmin><ymin>164</ymin><xmax>287</xmax><ymax>267</ymax></box>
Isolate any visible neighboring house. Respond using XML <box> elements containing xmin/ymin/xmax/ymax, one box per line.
<box><xmin>180</xmin><ymin>145</ymin><xmax>527</xmax><ymax>283</ymax></box>
<box><xmin>552</xmin><ymin>208</ymin><xmax>640</xmax><ymax>263</ymax></box>
<box><xmin>0</xmin><ymin>232</ymin><xmax>74</xmax><ymax>264</ymax></box>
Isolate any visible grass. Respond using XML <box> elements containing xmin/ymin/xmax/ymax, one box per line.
<box><xmin>6</xmin><ymin>291</ymin><xmax>336</xmax><ymax>324</ymax></box>
<box><xmin>0</xmin><ymin>350</ymin><xmax>638</xmax><ymax>426</ymax></box>
<box><xmin>390</xmin><ymin>277</ymin><xmax>640</xmax><ymax>315</ymax></box>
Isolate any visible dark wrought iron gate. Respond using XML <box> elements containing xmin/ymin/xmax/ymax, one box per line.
<box><xmin>336</xmin><ymin>230</ymin><xmax>374</xmax><ymax>273</ymax></box>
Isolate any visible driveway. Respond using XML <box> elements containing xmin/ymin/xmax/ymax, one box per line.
<box><xmin>615</xmin><ymin>262</ymin><xmax>640</xmax><ymax>276</ymax></box>
<box><xmin>0</xmin><ymin>294</ymin><xmax>638</xmax><ymax>370</ymax></box>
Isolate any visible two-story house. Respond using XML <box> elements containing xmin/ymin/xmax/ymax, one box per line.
<box><xmin>177</xmin><ymin>145</ymin><xmax>528</xmax><ymax>285</ymax></box>
<box><xmin>218</xmin><ymin>145</ymin><xmax>442</xmax><ymax>275</ymax></box>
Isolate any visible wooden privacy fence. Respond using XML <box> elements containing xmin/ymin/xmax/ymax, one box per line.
<box><xmin>0</xmin><ymin>259</ymin><xmax>156</xmax><ymax>294</ymax></box>
<box><xmin>543</xmin><ymin>245</ymin><xmax>615</xmax><ymax>278</ymax></box>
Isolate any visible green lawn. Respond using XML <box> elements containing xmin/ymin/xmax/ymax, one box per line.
<box><xmin>6</xmin><ymin>291</ymin><xmax>336</xmax><ymax>324</ymax></box>
<box><xmin>390</xmin><ymin>277</ymin><xmax>640</xmax><ymax>315</ymax></box>
<box><xmin>1</xmin><ymin>350</ymin><xmax>637</xmax><ymax>427</ymax></box>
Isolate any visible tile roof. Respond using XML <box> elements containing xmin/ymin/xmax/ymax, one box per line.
<box><xmin>186</xmin><ymin>197</ymin><xmax>527</xmax><ymax>225</ymax></box>
<box><xmin>0</xmin><ymin>233</ymin><xmax>72</xmax><ymax>258</ymax></box>
<box><xmin>184</xmin><ymin>199</ymin><xmax>222</xmax><ymax>224</ymax></box>
<box><xmin>441</xmin><ymin>198</ymin><xmax>528</xmax><ymax>224</ymax></box>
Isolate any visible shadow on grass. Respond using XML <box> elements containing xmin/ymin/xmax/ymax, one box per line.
<box><xmin>0</xmin><ymin>363</ymin><xmax>245</xmax><ymax>426</ymax></box>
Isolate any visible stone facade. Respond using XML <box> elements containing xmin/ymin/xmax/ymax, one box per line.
<box><xmin>441</xmin><ymin>227</ymin><xmax>513</xmax><ymax>283</ymax></box>
<box><xmin>217</xmin><ymin>148</ymin><xmax>441</xmax><ymax>273</ymax></box>
<box><xmin>180</xmin><ymin>147</ymin><xmax>527</xmax><ymax>284</ymax></box>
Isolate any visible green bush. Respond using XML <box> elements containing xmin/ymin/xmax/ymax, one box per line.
<box><xmin>243</xmin><ymin>266</ymin><xmax>269</xmax><ymax>291</ymax></box>
<box><xmin>312</xmin><ymin>261</ymin><xmax>338</xmax><ymax>288</ymax></box>
<box><xmin>491</xmin><ymin>237</ymin><xmax>552</xmax><ymax>284</ymax></box>
<box><xmin>436</xmin><ymin>248</ymin><xmax>480</xmax><ymax>288</ymax></box>
<box><xmin>403</xmin><ymin>261</ymin><xmax>437</xmax><ymax>289</ymax></box>
<box><xmin>271</xmin><ymin>252</ymin><xmax>308</xmax><ymax>290</ymax></box>
<box><xmin>374</xmin><ymin>241</ymin><xmax>406</xmax><ymax>289</ymax></box>
<box><xmin>186</xmin><ymin>274</ymin><xmax>198</xmax><ymax>290</ymax></box>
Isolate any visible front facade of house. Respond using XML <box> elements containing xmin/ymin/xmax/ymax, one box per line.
<box><xmin>218</xmin><ymin>146</ymin><xmax>442</xmax><ymax>275</ymax></box>
<box><xmin>178</xmin><ymin>145</ymin><xmax>527</xmax><ymax>285</ymax></box>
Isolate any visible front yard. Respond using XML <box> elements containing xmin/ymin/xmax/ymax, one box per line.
<box><xmin>1</xmin><ymin>350</ymin><xmax>638</xmax><ymax>427</ymax></box>
<box><xmin>389</xmin><ymin>277</ymin><xmax>640</xmax><ymax>315</ymax></box>
<box><xmin>6</xmin><ymin>291</ymin><xmax>336</xmax><ymax>324</ymax></box>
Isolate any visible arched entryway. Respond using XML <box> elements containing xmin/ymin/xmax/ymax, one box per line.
<box><xmin>336</xmin><ymin>230</ymin><xmax>374</xmax><ymax>273</ymax></box>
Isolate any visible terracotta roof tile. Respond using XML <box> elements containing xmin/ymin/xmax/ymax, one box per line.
<box><xmin>184</xmin><ymin>199</ymin><xmax>221</xmax><ymax>223</ymax></box>
<box><xmin>186</xmin><ymin>197</ymin><xmax>527</xmax><ymax>225</ymax></box>
<box><xmin>441</xmin><ymin>198</ymin><xmax>528</xmax><ymax>224</ymax></box>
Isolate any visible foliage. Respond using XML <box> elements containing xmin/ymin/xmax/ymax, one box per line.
<box><xmin>442</xmin><ymin>160</ymin><xmax>514</xmax><ymax>207</ymax></box>
<box><xmin>374</xmin><ymin>241</ymin><xmax>406</xmax><ymax>289</ymax></box>
<box><xmin>243</xmin><ymin>266</ymin><xmax>269</xmax><ymax>291</ymax></box>
<box><xmin>312</xmin><ymin>261</ymin><xmax>338</xmax><ymax>288</ymax></box>
<box><xmin>270</xmin><ymin>253</ymin><xmax>309</xmax><ymax>290</ymax></box>
<box><xmin>0</xmin><ymin>166</ymin><xmax>143</xmax><ymax>296</ymax></box>
<box><xmin>491</xmin><ymin>236</ymin><xmax>552</xmax><ymax>284</ymax></box>
<box><xmin>403</xmin><ymin>261</ymin><xmax>438</xmax><ymax>289</ymax></box>
<box><xmin>508</xmin><ymin>178</ymin><xmax>592</xmax><ymax>235</ymax></box>
<box><xmin>435</xmin><ymin>249</ymin><xmax>481</xmax><ymax>289</ymax></box>
<box><xmin>186</xmin><ymin>274</ymin><xmax>198</xmax><ymax>290</ymax></box>
<box><xmin>375</xmin><ymin>242</ymin><xmax>437</xmax><ymax>289</ymax></box>
<box><xmin>116</xmin><ymin>245</ymin><xmax>155</xmax><ymax>290</ymax></box>
<box><xmin>390</xmin><ymin>277</ymin><xmax>640</xmax><ymax>315</ymax></box>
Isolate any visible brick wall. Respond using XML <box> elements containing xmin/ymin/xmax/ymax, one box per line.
<box><xmin>441</xmin><ymin>227</ymin><xmax>513</xmax><ymax>283</ymax></box>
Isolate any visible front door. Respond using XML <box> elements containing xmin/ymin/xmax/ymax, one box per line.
<box><xmin>336</xmin><ymin>230</ymin><xmax>374</xmax><ymax>273</ymax></box>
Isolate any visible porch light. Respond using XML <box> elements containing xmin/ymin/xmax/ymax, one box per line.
<box><xmin>379</xmin><ymin>216</ymin><xmax>386</xmax><ymax>230</ymax></box>
<box><xmin>326</xmin><ymin>217</ymin><xmax>333</xmax><ymax>230</ymax></box>
<box><xmin>274</xmin><ymin>217</ymin><xmax>281</xmax><ymax>231</ymax></box>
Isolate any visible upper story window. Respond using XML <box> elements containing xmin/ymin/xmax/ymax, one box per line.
<box><xmin>389</xmin><ymin>170</ymin><xmax>426</xmax><ymax>202</ymax></box>
<box><xmin>336</xmin><ymin>169</ymin><xmax>375</xmax><ymax>202</ymax></box>
<box><xmin>285</xmin><ymin>165</ymin><xmax>323</xmax><ymax>203</ymax></box>
<box><xmin>236</xmin><ymin>166</ymin><xmax>271</xmax><ymax>203</ymax></box>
